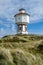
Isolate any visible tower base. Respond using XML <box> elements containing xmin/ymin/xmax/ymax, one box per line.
<box><xmin>17</xmin><ymin>31</ymin><xmax>28</xmax><ymax>34</ymax></box>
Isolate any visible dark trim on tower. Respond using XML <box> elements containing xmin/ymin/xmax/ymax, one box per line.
<box><xmin>19</xmin><ymin>8</ymin><xmax>25</xmax><ymax>11</ymax></box>
<box><xmin>14</xmin><ymin>13</ymin><xmax>30</xmax><ymax>17</ymax></box>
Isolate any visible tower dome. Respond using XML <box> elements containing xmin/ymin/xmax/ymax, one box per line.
<box><xmin>19</xmin><ymin>8</ymin><xmax>25</xmax><ymax>13</ymax></box>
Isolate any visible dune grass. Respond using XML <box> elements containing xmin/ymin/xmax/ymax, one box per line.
<box><xmin>0</xmin><ymin>34</ymin><xmax>43</xmax><ymax>65</ymax></box>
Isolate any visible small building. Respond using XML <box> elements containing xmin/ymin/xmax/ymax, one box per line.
<box><xmin>14</xmin><ymin>8</ymin><xmax>30</xmax><ymax>34</ymax></box>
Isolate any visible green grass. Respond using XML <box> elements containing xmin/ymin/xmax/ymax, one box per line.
<box><xmin>0</xmin><ymin>34</ymin><xmax>43</xmax><ymax>65</ymax></box>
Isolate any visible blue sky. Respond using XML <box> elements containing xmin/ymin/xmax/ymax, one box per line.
<box><xmin>0</xmin><ymin>0</ymin><xmax>43</xmax><ymax>37</ymax></box>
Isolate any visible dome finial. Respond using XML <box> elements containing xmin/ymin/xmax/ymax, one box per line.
<box><xmin>19</xmin><ymin>8</ymin><xmax>25</xmax><ymax>13</ymax></box>
<box><xmin>19</xmin><ymin>8</ymin><xmax>25</xmax><ymax>11</ymax></box>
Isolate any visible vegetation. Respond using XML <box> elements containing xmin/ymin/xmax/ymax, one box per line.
<box><xmin>0</xmin><ymin>34</ymin><xmax>43</xmax><ymax>65</ymax></box>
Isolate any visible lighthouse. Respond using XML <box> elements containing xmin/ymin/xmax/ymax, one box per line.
<box><xmin>14</xmin><ymin>8</ymin><xmax>30</xmax><ymax>34</ymax></box>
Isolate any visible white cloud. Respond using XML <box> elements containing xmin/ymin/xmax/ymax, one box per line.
<box><xmin>0</xmin><ymin>0</ymin><xmax>43</xmax><ymax>37</ymax></box>
<box><xmin>0</xmin><ymin>28</ymin><xmax>6</xmax><ymax>37</ymax></box>
<box><xmin>11</xmin><ymin>24</ymin><xmax>17</xmax><ymax>32</ymax></box>
<box><xmin>0</xmin><ymin>0</ymin><xmax>43</xmax><ymax>23</ymax></box>
<box><xmin>0</xmin><ymin>28</ymin><xmax>4</xmax><ymax>32</ymax></box>
<box><xmin>29</xmin><ymin>4</ymin><xmax>43</xmax><ymax>22</ymax></box>
<box><xmin>0</xmin><ymin>20</ymin><xmax>11</xmax><ymax>28</ymax></box>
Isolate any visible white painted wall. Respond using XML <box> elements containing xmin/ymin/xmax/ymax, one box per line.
<box><xmin>22</xmin><ymin>25</ymin><xmax>25</xmax><ymax>32</ymax></box>
<box><xmin>15</xmin><ymin>15</ymin><xmax>22</xmax><ymax>23</ymax></box>
<box><xmin>22</xmin><ymin>15</ymin><xmax>29</xmax><ymax>23</ymax></box>
<box><xmin>19</xmin><ymin>10</ymin><xmax>25</xmax><ymax>13</ymax></box>
<box><xmin>15</xmin><ymin>14</ymin><xmax>29</xmax><ymax>24</ymax></box>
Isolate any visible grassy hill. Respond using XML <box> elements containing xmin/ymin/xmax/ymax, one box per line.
<box><xmin>0</xmin><ymin>34</ymin><xmax>43</xmax><ymax>65</ymax></box>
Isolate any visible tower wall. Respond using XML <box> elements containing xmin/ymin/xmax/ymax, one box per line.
<box><xmin>14</xmin><ymin>8</ymin><xmax>30</xmax><ymax>34</ymax></box>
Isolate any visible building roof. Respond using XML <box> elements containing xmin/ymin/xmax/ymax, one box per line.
<box><xmin>14</xmin><ymin>13</ymin><xmax>30</xmax><ymax>17</ymax></box>
<box><xmin>14</xmin><ymin>8</ymin><xmax>30</xmax><ymax>17</ymax></box>
<box><xmin>19</xmin><ymin>8</ymin><xmax>25</xmax><ymax>11</ymax></box>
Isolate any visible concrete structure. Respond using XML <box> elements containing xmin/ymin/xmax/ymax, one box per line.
<box><xmin>14</xmin><ymin>8</ymin><xmax>30</xmax><ymax>34</ymax></box>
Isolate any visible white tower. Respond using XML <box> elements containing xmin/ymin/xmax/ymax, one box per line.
<box><xmin>14</xmin><ymin>8</ymin><xmax>30</xmax><ymax>34</ymax></box>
